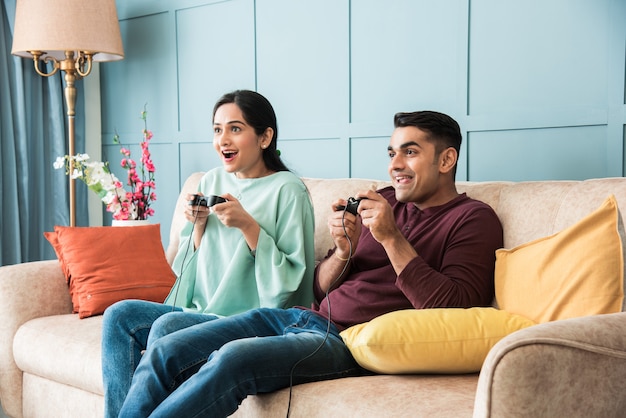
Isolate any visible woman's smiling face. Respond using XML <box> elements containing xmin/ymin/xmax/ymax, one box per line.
<box><xmin>213</xmin><ymin>103</ymin><xmax>272</xmax><ymax>179</ymax></box>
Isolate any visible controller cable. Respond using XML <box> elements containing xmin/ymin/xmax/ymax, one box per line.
<box><xmin>168</xmin><ymin>205</ymin><xmax>201</xmax><ymax>311</ymax></box>
<box><xmin>285</xmin><ymin>207</ymin><xmax>354</xmax><ymax>417</ymax></box>
<box><xmin>168</xmin><ymin>201</ymin><xmax>355</xmax><ymax>415</ymax></box>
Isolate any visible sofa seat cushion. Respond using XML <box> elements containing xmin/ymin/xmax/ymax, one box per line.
<box><xmin>233</xmin><ymin>374</ymin><xmax>478</xmax><ymax>418</ymax></box>
<box><xmin>14</xmin><ymin>314</ymin><xmax>104</xmax><ymax>395</ymax></box>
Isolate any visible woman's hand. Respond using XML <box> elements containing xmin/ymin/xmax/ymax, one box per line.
<box><xmin>186</xmin><ymin>193</ymin><xmax>210</xmax><ymax>250</ymax></box>
<box><xmin>212</xmin><ymin>193</ymin><xmax>261</xmax><ymax>253</ymax></box>
<box><xmin>185</xmin><ymin>193</ymin><xmax>211</xmax><ymax>224</ymax></box>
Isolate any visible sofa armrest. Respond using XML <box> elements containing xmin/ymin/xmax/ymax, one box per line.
<box><xmin>473</xmin><ymin>312</ymin><xmax>626</xmax><ymax>418</ymax></box>
<box><xmin>0</xmin><ymin>260</ymin><xmax>73</xmax><ymax>416</ymax></box>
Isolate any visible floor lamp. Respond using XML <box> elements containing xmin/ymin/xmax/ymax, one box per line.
<box><xmin>11</xmin><ymin>0</ymin><xmax>124</xmax><ymax>226</ymax></box>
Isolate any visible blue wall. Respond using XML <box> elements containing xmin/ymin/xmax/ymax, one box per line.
<box><xmin>100</xmin><ymin>0</ymin><xmax>626</xmax><ymax>239</ymax></box>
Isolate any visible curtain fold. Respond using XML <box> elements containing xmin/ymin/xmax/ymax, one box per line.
<box><xmin>1</xmin><ymin>0</ymin><xmax>86</xmax><ymax>266</ymax></box>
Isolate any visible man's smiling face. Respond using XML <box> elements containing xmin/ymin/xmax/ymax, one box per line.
<box><xmin>387</xmin><ymin>126</ymin><xmax>443</xmax><ymax>208</ymax></box>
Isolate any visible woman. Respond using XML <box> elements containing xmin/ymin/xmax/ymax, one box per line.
<box><xmin>101</xmin><ymin>90</ymin><xmax>315</xmax><ymax>418</ymax></box>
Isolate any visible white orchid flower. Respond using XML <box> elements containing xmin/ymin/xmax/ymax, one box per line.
<box><xmin>53</xmin><ymin>157</ymin><xmax>65</xmax><ymax>170</ymax></box>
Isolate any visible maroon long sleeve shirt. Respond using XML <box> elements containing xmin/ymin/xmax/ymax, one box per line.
<box><xmin>312</xmin><ymin>187</ymin><xmax>504</xmax><ymax>330</ymax></box>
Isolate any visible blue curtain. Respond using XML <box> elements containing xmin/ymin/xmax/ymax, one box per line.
<box><xmin>1</xmin><ymin>0</ymin><xmax>87</xmax><ymax>266</ymax></box>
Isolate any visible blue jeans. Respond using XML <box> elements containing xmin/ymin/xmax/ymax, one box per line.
<box><xmin>101</xmin><ymin>300</ymin><xmax>219</xmax><ymax>418</ymax></box>
<box><xmin>118</xmin><ymin>307</ymin><xmax>366</xmax><ymax>417</ymax></box>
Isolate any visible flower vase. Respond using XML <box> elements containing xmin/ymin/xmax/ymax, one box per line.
<box><xmin>112</xmin><ymin>219</ymin><xmax>150</xmax><ymax>227</ymax></box>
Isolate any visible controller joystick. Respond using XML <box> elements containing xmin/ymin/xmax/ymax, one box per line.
<box><xmin>189</xmin><ymin>194</ymin><xmax>227</xmax><ymax>207</ymax></box>
<box><xmin>337</xmin><ymin>197</ymin><xmax>363</xmax><ymax>216</ymax></box>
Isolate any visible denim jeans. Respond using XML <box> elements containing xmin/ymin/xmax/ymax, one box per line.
<box><xmin>118</xmin><ymin>307</ymin><xmax>365</xmax><ymax>417</ymax></box>
<box><xmin>101</xmin><ymin>300</ymin><xmax>219</xmax><ymax>418</ymax></box>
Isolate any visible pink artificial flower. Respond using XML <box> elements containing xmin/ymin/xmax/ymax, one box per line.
<box><xmin>108</xmin><ymin>105</ymin><xmax>158</xmax><ymax>221</ymax></box>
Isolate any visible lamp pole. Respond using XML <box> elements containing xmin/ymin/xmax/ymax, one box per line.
<box><xmin>65</xmin><ymin>66</ymin><xmax>77</xmax><ymax>227</ymax></box>
<box><xmin>11</xmin><ymin>0</ymin><xmax>124</xmax><ymax>227</ymax></box>
<box><xmin>29</xmin><ymin>50</ymin><xmax>94</xmax><ymax>226</ymax></box>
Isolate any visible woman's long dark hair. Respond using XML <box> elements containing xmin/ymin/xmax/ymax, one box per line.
<box><xmin>212</xmin><ymin>90</ymin><xmax>289</xmax><ymax>172</ymax></box>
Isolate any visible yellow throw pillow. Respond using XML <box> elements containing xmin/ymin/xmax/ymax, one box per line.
<box><xmin>495</xmin><ymin>195</ymin><xmax>624</xmax><ymax>324</ymax></box>
<box><xmin>340</xmin><ymin>307</ymin><xmax>535</xmax><ymax>374</ymax></box>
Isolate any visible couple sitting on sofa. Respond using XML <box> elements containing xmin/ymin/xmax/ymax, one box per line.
<box><xmin>102</xmin><ymin>89</ymin><xmax>503</xmax><ymax>417</ymax></box>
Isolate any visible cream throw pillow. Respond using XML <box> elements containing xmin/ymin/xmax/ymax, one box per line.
<box><xmin>340</xmin><ymin>307</ymin><xmax>535</xmax><ymax>374</ymax></box>
<box><xmin>495</xmin><ymin>195</ymin><xmax>624</xmax><ymax>323</ymax></box>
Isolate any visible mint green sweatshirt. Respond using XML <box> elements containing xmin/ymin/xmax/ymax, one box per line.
<box><xmin>166</xmin><ymin>168</ymin><xmax>315</xmax><ymax>316</ymax></box>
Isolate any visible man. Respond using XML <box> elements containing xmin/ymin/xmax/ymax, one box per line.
<box><xmin>118</xmin><ymin>110</ymin><xmax>504</xmax><ymax>417</ymax></box>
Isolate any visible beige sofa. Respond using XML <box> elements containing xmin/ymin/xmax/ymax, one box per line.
<box><xmin>1</xmin><ymin>173</ymin><xmax>626</xmax><ymax>418</ymax></box>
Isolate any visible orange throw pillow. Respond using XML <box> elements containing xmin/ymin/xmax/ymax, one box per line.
<box><xmin>45</xmin><ymin>224</ymin><xmax>176</xmax><ymax>318</ymax></box>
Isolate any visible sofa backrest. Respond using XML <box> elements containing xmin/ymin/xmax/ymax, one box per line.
<box><xmin>167</xmin><ymin>174</ymin><xmax>626</xmax><ymax>300</ymax></box>
<box><xmin>457</xmin><ymin>178</ymin><xmax>626</xmax><ymax>251</ymax></box>
<box><xmin>165</xmin><ymin>173</ymin><xmax>391</xmax><ymax>264</ymax></box>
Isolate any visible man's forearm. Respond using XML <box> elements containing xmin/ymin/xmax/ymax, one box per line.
<box><xmin>316</xmin><ymin>252</ymin><xmax>352</xmax><ymax>293</ymax></box>
<box><xmin>379</xmin><ymin>231</ymin><xmax>418</xmax><ymax>276</ymax></box>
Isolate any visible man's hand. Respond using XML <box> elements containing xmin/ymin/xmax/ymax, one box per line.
<box><xmin>357</xmin><ymin>190</ymin><xmax>418</xmax><ymax>275</ymax></box>
<box><xmin>356</xmin><ymin>190</ymin><xmax>401</xmax><ymax>245</ymax></box>
<box><xmin>316</xmin><ymin>197</ymin><xmax>366</xmax><ymax>293</ymax></box>
<box><xmin>329</xmin><ymin>198</ymin><xmax>363</xmax><ymax>260</ymax></box>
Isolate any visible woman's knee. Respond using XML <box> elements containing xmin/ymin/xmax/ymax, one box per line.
<box><xmin>103</xmin><ymin>300</ymin><xmax>142</xmax><ymax>332</ymax></box>
<box><xmin>104</xmin><ymin>300</ymin><xmax>169</xmax><ymax>338</ymax></box>
<box><xmin>148</xmin><ymin>312</ymin><xmax>218</xmax><ymax>345</ymax></box>
<box><xmin>150</xmin><ymin>312</ymin><xmax>184</xmax><ymax>341</ymax></box>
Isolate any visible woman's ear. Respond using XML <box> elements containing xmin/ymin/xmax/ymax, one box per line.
<box><xmin>260</xmin><ymin>127</ymin><xmax>274</xmax><ymax>149</ymax></box>
<box><xmin>259</xmin><ymin>127</ymin><xmax>274</xmax><ymax>149</ymax></box>
<box><xmin>439</xmin><ymin>147</ymin><xmax>458</xmax><ymax>174</ymax></box>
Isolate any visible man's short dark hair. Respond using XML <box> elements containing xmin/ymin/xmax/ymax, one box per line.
<box><xmin>393</xmin><ymin>111</ymin><xmax>462</xmax><ymax>156</ymax></box>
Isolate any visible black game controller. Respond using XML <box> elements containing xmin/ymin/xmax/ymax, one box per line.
<box><xmin>189</xmin><ymin>194</ymin><xmax>227</xmax><ymax>207</ymax></box>
<box><xmin>336</xmin><ymin>197</ymin><xmax>363</xmax><ymax>216</ymax></box>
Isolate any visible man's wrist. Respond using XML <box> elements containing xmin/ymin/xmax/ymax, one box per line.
<box><xmin>334</xmin><ymin>252</ymin><xmax>350</xmax><ymax>262</ymax></box>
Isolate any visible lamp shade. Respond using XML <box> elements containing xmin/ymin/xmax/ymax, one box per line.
<box><xmin>11</xmin><ymin>0</ymin><xmax>124</xmax><ymax>62</ymax></box>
